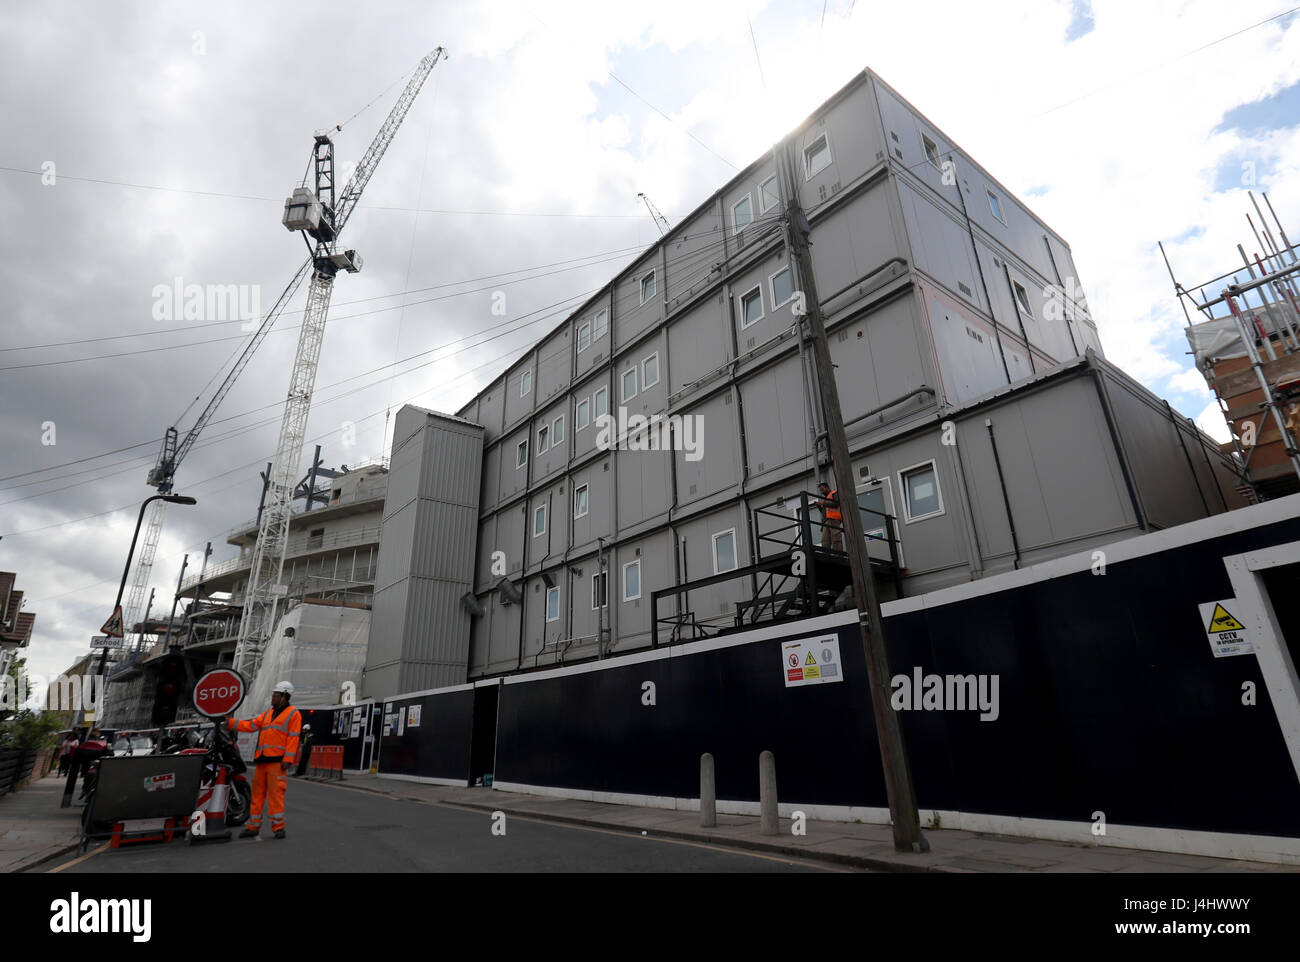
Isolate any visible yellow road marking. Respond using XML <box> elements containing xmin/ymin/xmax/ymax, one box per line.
<box><xmin>48</xmin><ymin>842</ymin><xmax>109</xmax><ymax>873</ymax></box>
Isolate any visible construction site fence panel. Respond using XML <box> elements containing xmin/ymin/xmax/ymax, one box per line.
<box><xmin>489</xmin><ymin>510</ymin><xmax>1300</xmax><ymax>843</ymax></box>
<box><xmin>376</xmin><ymin>688</ymin><xmax>474</xmax><ymax>784</ymax></box>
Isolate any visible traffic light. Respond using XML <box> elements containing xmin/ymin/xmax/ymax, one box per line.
<box><xmin>152</xmin><ymin>653</ymin><xmax>188</xmax><ymax>726</ymax></box>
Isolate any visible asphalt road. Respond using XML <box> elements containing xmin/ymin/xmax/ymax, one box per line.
<box><xmin>51</xmin><ymin>779</ymin><xmax>840</xmax><ymax>873</ymax></box>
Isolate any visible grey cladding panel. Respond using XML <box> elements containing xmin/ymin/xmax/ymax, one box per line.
<box><xmin>616</xmin><ymin>254</ymin><xmax>663</xmax><ymax>351</ymax></box>
<box><xmin>375</xmin><ymin>500</ymin><xmax>417</xmax><ymax>592</ymax></box>
<box><xmin>532</xmin><ymin>400</ymin><xmax>569</xmax><ymax>483</ymax></box>
<box><xmin>537</xmin><ymin>329</ymin><xmax>571</xmax><ymax>404</ymax></box>
<box><xmin>898</xmin><ymin>181</ymin><xmax>985</xmax><ymax>311</ymax></box>
<box><xmin>408</xmin><ymin>506</ymin><xmax>481</xmax><ymax>582</ymax></box>
<box><xmin>808</xmin><ymin>186</ymin><xmax>903</xmax><ymax>304</ymax></box>
<box><xmin>500</xmin><ymin>427</ymin><xmax>529</xmax><ymax>500</ymax></box>
<box><xmin>574</xmin><ymin>298</ymin><xmax>612</xmax><ymax>379</ymax></box>
<box><xmin>674</xmin><ymin>393</ymin><xmax>740</xmax><ymax>506</ymax></box>
<box><xmin>1102</xmin><ymin>374</ymin><xmax>1210</xmax><ymax>530</ymax></box>
<box><xmin>479</xmin><ymin>384</ymin><xmax>505</xmax><ymax>444</ymax></box>
<box><xmin>367</xmin><ymin>579</ymin><xmax>410</xmax><ymax>670</ymax></box>
<box><xmin>832</xmin><ymin>295</ymin><xmax>931</xmax><ymax>429</ymax></box>
<box><xmin>615</xmin><ymin>439</ymin><xmax>672</xmax><ymax>529</ymax></box>
<box><xmin>740</xmin><ymin>355</ymin><xmax>811</xmax><ymax>476</ymax></box>
<box><xmin>925</xmin><ymin>286</ymin><xmax>1008</xmax><ymax>405</ymax></box>
<box><xmin>666</xmin><ymin>208</ymin><xmax>726</xmax><ymax>312</ymax></box>
<box><xmin>384</xmin><ymin>439</ymin><xmax>422</xmax><ymax>519</ymax></box>
<box><xmin>503</xmin><ymin>362</ymin><xmax>535</xmax><ymax>428</ymax></box>
<box><xmin>668</xmin><ymin>296</ymin><xmax>730</xmax><ymax>397</ymax></box>
<box><xmin>419</xmin><ymin>423</ymin><xmax>485</xmax><ymax>507</ymax></box>
<box><xmin>475</xmin><ymin>514</ymin><xmax>498</xmax><ymax>591</ymax></box>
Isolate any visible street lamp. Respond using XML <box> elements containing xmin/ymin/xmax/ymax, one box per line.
<box><xmin>95</xmin><ymin>494</ymin><xmax>198</xmax><ymax>678</ymax></box>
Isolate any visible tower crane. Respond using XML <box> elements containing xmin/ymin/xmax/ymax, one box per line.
<box><xmin>119</xmin><ymin>262</ymin><xmax>312</xmax><ymax>661</ymax></box>
<box><xmin>233</xmin><ymin>47</ymin><xmax>447</xmax><ymax>682</ymax></box>
<box><xmin>637</xmin><ymin>192</ymin><xmax>671</xmax><ymax>236</ymax></box>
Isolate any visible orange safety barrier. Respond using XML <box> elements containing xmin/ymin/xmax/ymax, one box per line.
<box><xmin>307</xmin><ymin>745</ymin><xmax>344</xmax><ymax>780</ymax></box>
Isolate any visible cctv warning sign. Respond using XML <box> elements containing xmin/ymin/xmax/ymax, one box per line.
<box><xmin>1198</xmin><ymin>599</ymin><xmax>1254</xmax><ymax>658</ymax></box>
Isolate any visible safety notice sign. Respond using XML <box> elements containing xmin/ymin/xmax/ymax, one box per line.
<box><xmin>782</xmin><ymin>634</ymin><xmax>844</xmax><ymax>688</ymax></box>
<box><xmin>1198</xmin><ymin>599</ymin><xmax>1254</xmax><ymax>658</ymax></box>
<box><xmin>407</xmin><ymin>705</ymin><xmax>421</xmax><ymax>728</ymax></box>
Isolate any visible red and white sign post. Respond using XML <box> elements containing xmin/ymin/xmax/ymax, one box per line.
<box><xmin>187</xmin><ymin>668</ymin><xmax>246</xmax><ymax>843</ymax></box>
<box><xmin>192</xmin><ymin>668</ymin><xmax>246</xmax><ymax>718</ymax></box>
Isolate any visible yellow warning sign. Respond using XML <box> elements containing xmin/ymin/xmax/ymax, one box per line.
<box><xmin>1207</xmin><ymin>603</ymin><xmax>1245</xmax><ymax>633</ymax></box>
<box><xmin>805</xmin><ymin>652</ymin><xmax>817</xmax><ymax>665</ymax></box>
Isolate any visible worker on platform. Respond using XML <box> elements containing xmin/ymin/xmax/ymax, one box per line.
<box><xmin>226</xmin><ymin>681</ymin><xmax>302</xmax><ymax>839</ymax></box>
<box><xmin>817</xmin><ymin>481</ymin><xmax>844</xmax><ymax>551</ymax></box>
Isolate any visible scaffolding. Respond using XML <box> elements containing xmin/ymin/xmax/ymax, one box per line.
<box><xmin>1161</xmin><ymin>190</ymin><xmax>1300</xmax><ymax>500</ymax></box>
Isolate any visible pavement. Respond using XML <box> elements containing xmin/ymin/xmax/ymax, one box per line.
<box><xmin>0</xmin><ymin>772</ymin><xmax>84</xmax><ymax>873</ymax></box>
<box><xmin>4</xmin><ymin>768</ymin><xmax>1298</xmax><ymax>872</ymax></box>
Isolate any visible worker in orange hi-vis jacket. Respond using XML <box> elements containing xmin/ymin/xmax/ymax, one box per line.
<box><xmin>226</xmin><ymin>681</ymin><xmax>302</xmax><ymax>840</ymax></box>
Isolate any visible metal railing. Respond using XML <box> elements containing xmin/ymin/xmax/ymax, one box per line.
<box><xmin>651</xmin><ymin>490</ymin><xmax>901</xmax><ymax>647</ymax></box>
<box><xmin>226</xmin><ymin>480</ymin><xmax>388</xmax><ymax>540</ymax></box>
<box><xmin>180</xmin><ymin>528</ymin><xmax>382</xmax><ymax>592</ymax></box>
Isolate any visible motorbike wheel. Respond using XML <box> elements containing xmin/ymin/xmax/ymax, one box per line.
<box><xmin>224</xmin><ymin>780</ymin><xmax>253</xmax><ymax>827</ymax></box>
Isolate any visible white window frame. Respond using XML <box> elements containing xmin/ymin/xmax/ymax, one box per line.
<box><xmin>803</xmin><ymin>132</ymin><xmax>832</xmax><ymax>180</ymax></box>
<box><xmin>621</xmin><ymin>367</ymin><xmax>637</xmax><ymax>403</ymax></box>
<box><xmin>640</xmin><ymin>271</ymin><xmax>656</xmax><ymax>305</ymax></box>
<box><xmin>574</xmin><ymin>483</ymin><xmax>589</xmax><ymax>519</ymax></box>
<box><xmin>520</xmin><ymin>369</ymin><xmax>532</xmax><ymax>397</ymax></box>
<box><xmin>769</xmin><ymin>266</ymin><xmax>794</xmax><ymax>309</ymax></box>
<box><xmin>987</xmin><ymin>190</ymin><xmax>1006</xmax><ymax>225</ymax></box>
<box><xmin>759</xmin><ymin>174</ymin><xmax>779</xmax><ymax>213</ymax></box>
<box><xmin>576</xmin><ymin>397</ymin><xmax>591</xmax><ymax>431</ymax></box>
<box><xmin>641</xmin><ymin>352</ymin><xmax>660</xmax><ymax>390</ymax></box>
<box><xmin>516</xmin><ymin>439</ymin><xmax>528</xmax><ymax>469</ymax></box>
<box><xmin>545</xmin><ymin>585</ymin><xmax>560</xmax><ymax>622</ymax></box>
<box><xmin>537</xmin><ymin>424</ymin><xmax>549</xmax><ymax>454</ymax></box>
<box><xmin>731</xmin><ymin>193</ymin><xmax>754</xmax><ymax>235</ymax></box>
<box><xmin>739</xmin><ymin>284</ymin><xmax>764</xmax><ymax>329</ymax></box>
<box><xmin>922</xmin><ymin>133</ymin><xmax>941</xmax><ymax>169</ymax></box>
<box><xmin>897</xmin><ymin>459</ymin><xmax>945</xmax><ymax>524</ymax></box>
<box><xmin>594</xmin><ymin>386</ymin><xmax>608</xmax><ymax>419</ymax></box>
<box><xmin>622</xmin><ymin>559</ymin><xmax>641</xmax><ymax>601</ymax></box>
<box><xmin>552</xmin><ymin>414</ymin><xmax>565</xmax><ymax>445</ymax></box>
<box><xmin>591</xmin><ymin>571</ymin><xmax>608</xmax><ymax>610</ymax></box>
<box><xmin>711</xmin><ymin>528</ymin><xmax>739</xmax><ymax>575</ymax></box>
<box><xmin>533</xmin><ymin>503</ymin><xmax>547</xmax><ymax>538</ymax></box>
<box><xmin>593</xmin><ymin>308</ymin><xmax>609</xmax><ymax>338</ymax></box>
<box><xmin>577</xmin><ymin>320</ymin><xmax>592</xmax><ymax>353</ymax></box>
<box><xmin>1013</xmin><ymin>281</ymin><xmax>1034</xmax><ymax>318</ymax></box>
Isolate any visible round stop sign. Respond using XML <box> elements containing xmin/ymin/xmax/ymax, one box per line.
<box><xmin>193</xmin><ymin>668</ymin><xmax>246</xmax><ymax>717</ymax></box>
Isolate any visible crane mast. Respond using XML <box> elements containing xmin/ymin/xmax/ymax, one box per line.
<box><xmin>233</xmin><ymin>47</ymin><xmax>445</xmax><ymax>682</ymax></box>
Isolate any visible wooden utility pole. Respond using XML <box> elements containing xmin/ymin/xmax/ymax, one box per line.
<box><xmin>777</xmin><ymin>143</ymin><xmax>928</xmax><ymax>852</ymax></box>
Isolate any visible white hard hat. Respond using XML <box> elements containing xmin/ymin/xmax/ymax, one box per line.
<box><xmin>273</xmin><ymin>680</ymin><xmax>294</xmax><ymax>695</ymax></box>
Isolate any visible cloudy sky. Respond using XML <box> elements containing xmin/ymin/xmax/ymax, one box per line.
<box><xmin>2</xmin><ymin>0</ymin><xmax>1298</xmax><ymax>683</ymax></box>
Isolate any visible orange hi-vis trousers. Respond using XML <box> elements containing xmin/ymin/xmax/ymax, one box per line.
<box><xmin>247</xmin><ymin>761</ymin><xmax>288</xmax><ymax>832</ymax></box>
